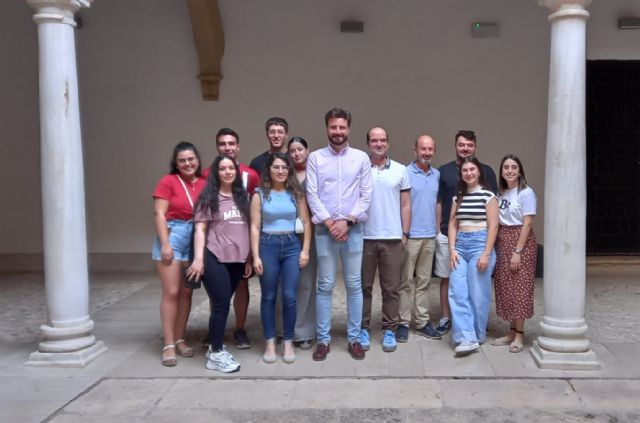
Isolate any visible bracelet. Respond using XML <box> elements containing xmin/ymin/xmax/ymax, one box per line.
<box><xmin>513</xmin><ymin>247</ymin><xmax>523</xmax><ymax>254</ymax></box>
<box><xmin>301</xmin><ymin>250</ymin><xmax>309</xmax><ymax>255</ymax></box>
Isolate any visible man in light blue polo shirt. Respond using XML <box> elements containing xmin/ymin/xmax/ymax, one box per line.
<box><xmin>360</xmin><ymin>127</ymin><xmax>411</xmax><ymax>353</ymax></box>
<box><xmin>397</xmin><ymin>135</ymin><xmax>442</xmax><ymax>342</ymax></box>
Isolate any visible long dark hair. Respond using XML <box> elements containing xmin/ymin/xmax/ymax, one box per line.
<box><xmin>499</xmin><ymin>154</ymin><xmax>529</xmax><ymax>193</ymax></box>
<box><xmin>169</xmin><ymin>141</ymin><xmax>202</xmax><ymax>177</ymax></box>
<box><xmin>455</xmin><ymin>156</ymin><xmax>488</xmax><ymax>206</ymax></box>
<box><xmin>259</xmin><ymin>152</ymin><xmax>303</xmax><ymax>202</ymax></box>
<box><xmin>195</xmin><ymin>155</ymin><xmax>249</xmax><ymax>220</ymax></box>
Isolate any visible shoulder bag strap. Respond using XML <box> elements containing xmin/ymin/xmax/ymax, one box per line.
<box><xmin>176</xmin><ymin>175</ymin><xmax>194</xmax><ymax>210</ymax></box>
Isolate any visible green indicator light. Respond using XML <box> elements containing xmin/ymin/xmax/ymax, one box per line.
<box><xmin>474</xmin><ymin>23</ymin><xmax>481</xmax><ymax>28</ymax></box>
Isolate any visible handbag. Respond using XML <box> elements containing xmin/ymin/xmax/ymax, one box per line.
<box><xmin>177</xmin><ymin>175</ymin><xmax>201</xmax><ymax>289</ymax></box>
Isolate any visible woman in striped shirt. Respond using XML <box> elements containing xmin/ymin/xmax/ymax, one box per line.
<box><xmin>447</xmin><ymin>156</ymin><xmax>498</xmax><ymax>357</ymax></box>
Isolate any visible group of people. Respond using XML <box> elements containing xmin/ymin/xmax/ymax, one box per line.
<box><xmin>152</xmin><ymin>107</ymin><xmax>538</xmax><ymax>373</ymax></box>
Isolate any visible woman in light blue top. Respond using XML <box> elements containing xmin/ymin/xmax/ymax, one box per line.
<box><xmin>250</xmin><ymin>153</ymin><xmax>311</xmax><ymax>363</ymax></box>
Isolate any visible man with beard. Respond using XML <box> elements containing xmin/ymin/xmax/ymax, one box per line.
<box><xmin>306</xmin><ymin>107</ymin><xmax>372</xmax><ymax>361</ymax></box>
<box><xmin>249</xmin><ymin>117</ymin><xmax>289</xmax><ymax>176</ymax></box>
<box><xmin>397</xmin><ymin>135</ymin><xmax>442</xmax><ymax>342</ymax></box>
<box><xmin>434</xmin><ymin>130</ymin><xmax>497</xmax><ymax>336</ymax></box>
<box><xmin>359</xmin><ymin>127</ymin><xmax>411</xmax><ymax>353</ymax></box>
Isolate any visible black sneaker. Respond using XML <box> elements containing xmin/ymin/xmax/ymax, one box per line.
<box><xmin>233</xmin><ymin>329</ymin><xmax>251</xmax><ymax>349</ymax></box>
<box><xmin>416</xmin><ymin>322</ymin><xmax>442</xmax><ymax>340</ymax></box>
<box><xmin>396</xmin><ymin>325</ymin><xmax>409</xmax><ymax>343</ymax></box>
<box><xmin>436</xmin><ymin>319</ymin><xmax>451</xmax><ymax>336</ymax></box>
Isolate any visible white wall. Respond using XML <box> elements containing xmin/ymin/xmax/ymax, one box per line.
<box><xmin>1</xmin><ymin>0</ymin><xmax>639</xmax><ymax>257</ymax></box>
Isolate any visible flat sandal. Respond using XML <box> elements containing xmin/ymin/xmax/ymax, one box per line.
<box><xmin>509</xmin><ymin>330</ymin><xmax>524</xmax><ymax>353</ymax></box>
<box><xmin>174</xmin><ymin>339</ymin><xmax>195</xmax><ymax>357</ymax></box>
<box><xmin>161</xmin><ymin>345</ymin><xmax>177</xmax><ymax>367</ymax></box>
<box><xmin>490</xmin><ymin>327</ymin><xmax>516</xmax><ymax>347</ymax></box>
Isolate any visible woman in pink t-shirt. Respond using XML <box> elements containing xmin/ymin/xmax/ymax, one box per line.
<box><xmin>152</xmin><ymin>141</ymin><xmax>206</xmax><ymax>367</ymax></box>
<box><xmin>188</xmin><ymin>155</ymin><xmax>252</xmax><ymax>373</ymax></box>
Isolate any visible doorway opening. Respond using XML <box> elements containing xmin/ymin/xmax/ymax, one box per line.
<box><xmin>586</xmin><ymin>60</ymin><xmax>640</xmax><ymax>255</ymax></box>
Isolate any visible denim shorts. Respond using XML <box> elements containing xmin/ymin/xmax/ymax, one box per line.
<box><xmin>151</xmin><ymin>219</ymin><xmax>194</xmax><ymax>262</ymax></box>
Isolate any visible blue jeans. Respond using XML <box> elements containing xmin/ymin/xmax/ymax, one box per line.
<box><xmin>448</xmin><ymin>230</ymin><xmax>496</xmax><ymax>345</ymax></box>
<box><xmin>315</xmin><ymin>223</ymin><xmax>364</xmax><ymax>344</ymax></box>
<box><xmin>259</xmin><ymin>233</ymin><xmax>301</xmax><ymax>341</ymax></box>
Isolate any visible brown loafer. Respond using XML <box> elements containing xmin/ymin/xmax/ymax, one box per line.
<box><xmin>348</xmin><ymin>341</ymin><xmax>366</xmax><ymax>360</ymax></box>
<box><xmin>312</xmin><ymin>343</ymin><xmax>330</xmax><ymax>361</ymax></box>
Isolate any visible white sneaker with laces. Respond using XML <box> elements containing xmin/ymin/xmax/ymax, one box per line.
<box><xmin>454</xmin><ymin>341</ymin><xmax>480</xmax><ymax>356</ymax></box>
<box><xmin>206</xmin><ymin>348</ymin><xmax>240</xmax><ymax>373</ymax></box>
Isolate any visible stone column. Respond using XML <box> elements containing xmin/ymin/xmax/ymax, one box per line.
<box><xmin>25</xmin><ymin>0</ymin><xmax>107</xmax><ymax>367</ymax></box>
<box><xmin>531</xmin><ymin>0</ymin><xmax>599</xmax><ymax>370</ymax></box>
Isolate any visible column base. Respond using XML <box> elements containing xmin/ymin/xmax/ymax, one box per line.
<box><xmin>530</xmin><ymin>340</ymin><xmax>600</xmax><ymax>370</ymax></box>
<box><xmin>25</xmin><ymin>341</ymin><xmax>107</xmax><ymax>368</ymax></box>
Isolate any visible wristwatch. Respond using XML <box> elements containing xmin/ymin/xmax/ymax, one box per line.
<box><xmin>347</xmin><ymin>219</ymin><xmax>355</xmax><ymax>227</ymax></box>
<box><xmin>403</xmin><ymin>232</ymin><xmax>410</xmax><ymax>238</ymax></box>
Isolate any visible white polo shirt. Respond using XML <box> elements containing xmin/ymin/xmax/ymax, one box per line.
<box><xmin>363</xmin><ymin>157</ymin><xmax>411</xmax><ymax>239</ymax></box>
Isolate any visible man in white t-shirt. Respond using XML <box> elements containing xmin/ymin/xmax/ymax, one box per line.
<box><xmin>360</xmin><ymin>127</ymin><xmax>411</xmax><ymax>353</ymax></box>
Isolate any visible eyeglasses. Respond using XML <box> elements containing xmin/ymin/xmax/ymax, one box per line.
<box><xmin>270</xmin><ymin>165</ymin><xmax>289</xmax><ymax>171</ymax></box>
<box><xmin>177</xmin><ymin>157</ymin><xmax>197</xmax><ymax>164</ymax></box>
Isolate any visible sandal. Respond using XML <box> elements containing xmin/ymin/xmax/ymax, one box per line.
<box><xmin>491</xmin><ymin>327</ymin><xmax>516</xmax><ymax>346</ymax></box>
<box><xmin>174</xmin><ymin>339</ymin><xmax>195</xmax><ymax>357</ymax></box>
<box><xmin>161</xmin><ymin>345</ymin><xmax>177</xmax><ymax>367</ymax></box>
<box><xmin>509</xmin><ymin>330</ymin><xmax>524</xmax><ymax>353</ymax></box>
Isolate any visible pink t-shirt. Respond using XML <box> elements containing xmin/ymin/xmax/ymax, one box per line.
<box><xmin>194</xmin><ymin>193</ymin><xmax>250</xmax><ymax>263</ymax></box>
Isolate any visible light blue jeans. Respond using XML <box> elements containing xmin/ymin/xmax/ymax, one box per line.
<box><xmin>315</xmin><ymin>222</ymin><xmax>364</xmax><ymax>344</ymax></box>
<box><xmin>448</xmin><ymin>230</ymin><xmax>496</xmax><ymax>345</ymax></box>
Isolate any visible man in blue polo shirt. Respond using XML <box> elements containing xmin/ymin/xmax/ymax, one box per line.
<box><xmin>397</xmin><ymin>135</ymin><xmax>442</xmax><ymax>342</ymax></box>
<box><xmin>360</xmin><ymin>127</ymin><xmax>411</xmax><ymax>353</ymax></box>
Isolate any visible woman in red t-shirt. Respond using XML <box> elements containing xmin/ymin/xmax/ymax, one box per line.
<box><xmin>152</xmin><ymin>141</ymin><xmax>206</xmax><ymax>367</ymax></box>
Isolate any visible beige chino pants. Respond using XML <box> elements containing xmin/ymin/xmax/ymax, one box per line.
<box><xmin>398</xmin><ymin>237</ymin><xmax>436</xmax><ymax>329</ymax></box>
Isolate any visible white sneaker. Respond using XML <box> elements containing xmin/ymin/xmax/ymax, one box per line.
<box><xmin>206</xmin><ymin>349</ymin><xmax>240</xmax><ymax>373</ymax></box>
<box><xmin>206</xmin><ymin>345</ymin><xmax>233</xmax><ymax>360</ymax></box>
<box><xmin>454</xmin><ymin>341</ymin><xmax>480</xmax><ymax>356</ymax></box>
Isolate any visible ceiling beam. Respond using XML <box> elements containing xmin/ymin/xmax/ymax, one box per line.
<box><xmin>186</xmin><ymin>0</ymin><xmax>225</xmax><ymax>101</ymax></box>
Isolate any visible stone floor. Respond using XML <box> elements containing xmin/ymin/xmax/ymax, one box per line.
<box><xmin>1</xmin><ymin>262</ymin><xmax>640</xmax><ymax>422</ymax></box>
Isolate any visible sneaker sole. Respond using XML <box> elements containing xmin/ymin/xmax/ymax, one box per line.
<box><xmin>361</xmin><ymin>344</ymin><xmax>370</xmax><ymax>351</ymax></box>
<box><xmin>396</xmin><ymin>336</ymin><xmax>409</xmax><ymax>343</ymax></box>
<box><xmin>454</xmin><ymin>349</ymin><xmax>478</xmax><ymax>357</ymax></box>
<box><xmin>415</xmin><ymin>331</ymin><xmax>442</xmax><ymax>340</ymax></box>
<box><xmin>235</xmin><ymin>343</ymin><xmax>251</xmax><ymax>350</ymax></box>
<box><xmin>206</xmin><ymin>362</ymin><xmax>241</xmax><ymax>373</ymax></box>
<box><xmin>382</xmin><ymin>344</ymin><xmax>397</xmax><ymax>352</ymax></box>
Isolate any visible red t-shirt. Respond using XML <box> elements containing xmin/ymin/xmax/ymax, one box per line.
<box><xmin>202</xmin><ymin>162</ymin><xmax>259</xmax><ymax>196</ymax></box>
<box><xmin>153</xmin><ymin>174</ymin><xmax>207</xmax><ymax>221</ymax></box>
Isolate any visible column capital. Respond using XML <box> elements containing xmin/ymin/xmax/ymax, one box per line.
<box><xmin>27</xmin><ymin>0</ymin><xmax>93</xmax><ymax>26</ymax></box>
<box><xmin>540</xmin><ymin>0</ymin><xmax>591</xmax><ymax>21</ymax></box>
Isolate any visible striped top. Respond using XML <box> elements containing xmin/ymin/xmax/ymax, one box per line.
<box><xmin>453</xmin><ymin>186</ymin><xmax>495</xmax><ymax>228</ymax></box>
